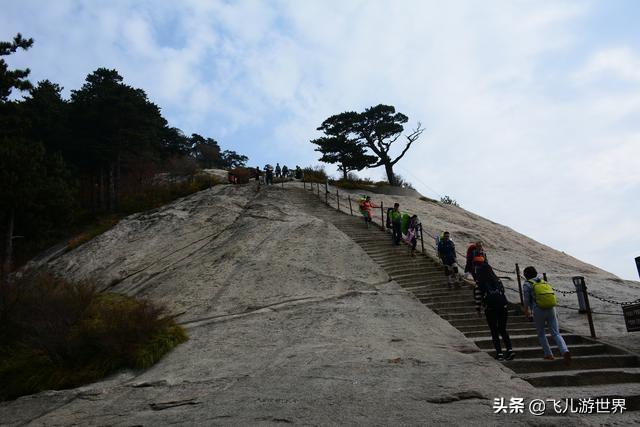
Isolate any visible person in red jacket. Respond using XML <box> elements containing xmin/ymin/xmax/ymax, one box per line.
<box><xmin>359</xmin><ymin>196</ymin><xmax>377</xmax><ymax>228</ymax></box>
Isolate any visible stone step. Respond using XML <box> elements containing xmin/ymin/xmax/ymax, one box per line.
<box><xmin>390</xmin><ymin>272</ymin><xmax>447</xmax><ymax>281</ymax></box>
<box><xmin>449</xmin><ymin>317</ymin><xmax>505</xmax><ymax>328</ymax></box>
<box><xmin>487</xmin><ymin>343</ymin><xmax>615</xmax><ymax>359</ymax></box>
<box><xmin>463</xmin><ymin>327</ymin><xmax>538</xmax><ymax>339</ymax></box>
<box><xmin>377</xmin><ymin>261</ymin><xmax>434</xmax><ymax>269</ymax></box>
<box><xmin>521</xmin><ymin>368</ymin><xmax>640</xmax><ymax>387</ymax></box>
<box><xmin>474</xmin><ymin>334</ymin><xmax>589</xmax><ymax>350</ymax></box>
<box><xmin>457</xmin><ymin>321</ymin><xmax>536</xmax><ymax>333</ymax></box>
<box><xmin>384</xmin><ymin>267</ymin><xmax>441</xmax><ymax>276</ymax></box>
<box><xmin>371</xmin><ymin>256</ymin><xmax>436</xmax><ymax>265</ymax></box>
<box><xmin>506</xmin><ymin>354</ymin><xmax>638</xmax><ymax>374</ymax></box>
<box><xmin>411</xmin><ymin>289</ymin><xmax>472</xmax><ymax>298</ymax></box>
<box><xmin>420</xmin><ymin>297</ymin><xmax>475</xmax><ymax>305</ymax></box>
<box><xmin>423</xmin><ymin>303</ymin><xmax>478</xmax><ymax>312</ymax></box>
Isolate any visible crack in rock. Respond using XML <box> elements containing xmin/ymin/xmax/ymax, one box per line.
<box><xmin>149</xmin><ymin>397</ymin><xmax>201</xmax><ymax>411</ymax></box>
<box><xmin>425</xmin><ymin>390</ymin><xmax>487</xmax><ymax>404</ymax></box>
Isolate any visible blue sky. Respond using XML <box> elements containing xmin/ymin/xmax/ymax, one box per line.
<box><xmin>3</xmin><ymin>0</ymin><xmax>639</xmax><ymax>280</ymax></box>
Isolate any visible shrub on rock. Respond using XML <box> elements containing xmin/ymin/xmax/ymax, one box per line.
<box><xmin>0</xmin><ymin>272</ymin><xmax>187</xmax><ymax>400</ymax></box>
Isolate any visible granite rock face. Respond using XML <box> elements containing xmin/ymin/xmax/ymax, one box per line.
<box><xmin>1</xmin><ymin>184</ymin><xmax>604</xmax><ymax>425</ymax></box>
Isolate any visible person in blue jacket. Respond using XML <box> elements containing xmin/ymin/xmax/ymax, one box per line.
<box><xmin>437</xmin><ymin>231</ymin><xmax>458</xmax><ymax>284</ymax></box>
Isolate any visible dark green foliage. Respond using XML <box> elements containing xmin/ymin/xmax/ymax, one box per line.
<box><xmin>0</xmin><ymin>33</ymin><xmax>34</xmax><ymax>101</ymax></box>
<box><xmin>313</xmin><ymin>105</ymin><xmax>423</xmax><ymax>186</ymax></box>
<box><xmin>440</xmin><ymin>195</ymin><xmax>459</xmax><ymax>206</ymax></box>
<box><xmin>0</xmin><ymin>272</ymin><xmax>187</xmax><ymax>400</ymax></box>
<box><xmin>190</xmin><ymin>133</ymin><xmax>221</xmax><ymax>168</ymax></box>
<box><xmin>310</xmin><ymin>135</ymin><xmax>376</xmax><ymax>180</ymax></box>
<box><xmin>220</xmin><ymin>150</ymin><xmax>248</xmax><ymax>169</ymax></box>
<box><xmin>302</xmin><ymin>166</ymin><xmax>328</xmax><ymax>183</ymax></box>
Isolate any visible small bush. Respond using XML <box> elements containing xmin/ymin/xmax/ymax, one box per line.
<box><xmin>0</xmin><ymin>272</ymin><xmax>187</xmax><ymax>401</ymax></box>
<box><xmin>118</xmin><ymin>175</ymin><xmax>216</xmax><ymax>215</ymax></box>
<box><xmin>228</xmin><ymin>167</ymin><xmax>252</xmax><ymax>184</ymax></box>
<box><xmin>302</xmin><ymin>166</ymin><xmax>327</xmax><ymax>183</ymax></box>
<box><xmin>440</xmin><ymin>195</ymin><xmax>459</xmax><ymax>206</ymax></box>
<box><xmin>332</xmin><ymin>178</ymin><xmax>375</xmax><ymax>191</ymax></box>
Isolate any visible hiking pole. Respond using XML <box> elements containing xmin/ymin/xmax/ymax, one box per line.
<box><xmin>336</xmin><ymin>189</ymin><xmax>340</xmax><ymax>211</ymax></box>
<box><xmin>348</xmin><ymin>196</ymin><xmax>353</xmax><ymax>215</ymax></box>
<box><xmin>515</xmin><ymin>263</ymin><xmax>524</xmax><ymax>306</ymax></box>
<box><xmin>419</xmin><ymin>224</ymin><xmax>425</xmax><ymax>254</ymax></box>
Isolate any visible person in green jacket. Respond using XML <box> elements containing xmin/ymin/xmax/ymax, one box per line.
<box><xmin>389</xmin><ymin>203</ymin><xmax>402</xmax><ymax>245</ymax></box>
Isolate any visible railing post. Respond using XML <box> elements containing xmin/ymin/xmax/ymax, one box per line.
<box><xmin>515</xmin><ymin>263</ymin><xmax>524</xmax><ymax>307</ymax></box>
<box><xmin>380</xmin><ymin>201</ymin><xmax>384</xmax><ymax>231</ymax></box>
<box><xmin>572</xmin><ymin>276</ymin><xmax>596</xmax><ymax>338</ymax></box>
<box><xmin>419</xmin><ymin>224</ymin><xmax>425</xmax><ymax>254</ymax></box>
<box><xmin>348</xmin><ymin>196</ymin><xmax>353</xmax><ymax>215</ymax></box>
<box><xmin>317</xmin><ymin>182</ymin><xmax>320</xmax><ymax>197</ymax></box>
<box><xmin>336</xmin><ymin>189</ymin><xmax>340</xmax><ymax>211</ymax></box>
<box><xmin>303</xmin><ymin>180</ymin><xmax>306</xmax><ymax>190</ymax></box>
<box><xmin>583</xmin><ymin>279</ymin><xmax>596</xmax><ymax>338</ymax></box>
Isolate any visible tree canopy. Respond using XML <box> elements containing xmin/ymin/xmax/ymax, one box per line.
<box><xmin>312</xmin><ymin>104</ymin><xmax>423</xmax><ymax>185</ymax></box>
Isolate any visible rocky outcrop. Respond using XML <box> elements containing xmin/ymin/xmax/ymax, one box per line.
<box><xmin>0</xmin><ymin>184</ymin><xmax>623</xmax><ymax>424</ymax></box>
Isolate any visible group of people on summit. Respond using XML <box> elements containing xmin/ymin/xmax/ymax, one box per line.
<box><xmin>358</xmin><ymin>194</ymin><xmax>572</xmax><ymax>366</ymax></box>
<box><xmin>254</xmin><ymin>163</ymin><xmax>302</xmax><ymax>185</ymax></box>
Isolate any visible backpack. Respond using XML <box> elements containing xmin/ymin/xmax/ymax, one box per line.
<box><xmin>386</xmin><ymin>208</ymin><xmax>393</xmax><ymax>228</ymax></box>
<box><xmin>530</xmin><ymin>279</ymin><xmax>557</xmax><ymax>309</ymax></box>
<box><xmin>484</xmin><ymin>280</ymin><xmax>508</xmax><ymax>310</ymax></box>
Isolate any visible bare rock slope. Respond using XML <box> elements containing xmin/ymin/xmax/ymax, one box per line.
<box><xmin>1</xmin><ymin>183</ymin><xmax>624</xmax><ymax>425</ymax></box>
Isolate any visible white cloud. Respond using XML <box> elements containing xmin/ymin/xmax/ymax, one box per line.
<box><xmin>574</xmin><ymin>47</ymin><xmax>640</xmax><ymax>84</ymax></box>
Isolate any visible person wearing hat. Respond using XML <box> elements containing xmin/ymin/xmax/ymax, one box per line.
<box><xmin>522</xmin><ymin>266</ymin><xmax>571</xmax><ymax>366</ymax></box>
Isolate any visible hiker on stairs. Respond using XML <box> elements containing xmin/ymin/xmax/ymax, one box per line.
<box><xmin>522</xmin><ymin>266</ymin><xmax>572</xmax><ymax>366</ymax></box>
<box><xmin>406</xmin><ymin>215</ymin><xmax>420</xmax><ymax>257</ymax></box>
<box><xmin>465</xmin><ymin>241</ymin><xmax>488</xmax><ymax>280</ymax></box>
<box><xmin>389</xmin><ymin>203</ymin><xmax>402</xmax><ymax>246</ymax></box>
<box><xmin>437</xmin><ymin>231</ymin><xmax>459</xmax><ymax>285</ymax></box>
<box><xmin>474</xmin><ymin>265</ymin><xmax>515</xmax><ymax>361</ymax></box>
<box><xmin>359</xmin><ymin>196</ymin><xmax>377</xmax><ymax>228</ymax></box>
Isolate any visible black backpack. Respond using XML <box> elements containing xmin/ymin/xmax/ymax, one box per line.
<box><xmin>386</xmin><ymin>208</ymin><xmax>393</xmax><ymax>228</ymax></box>
<box><xmin>484</xmin><ymin>279</ymin><xmax>508</xmax><ymax>310</ymax></box>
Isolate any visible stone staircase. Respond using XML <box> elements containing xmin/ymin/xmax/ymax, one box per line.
<box><xmin>291</xmin><ymin>186</ymin><xmax>640</xmax><ymax>411</ymax></box>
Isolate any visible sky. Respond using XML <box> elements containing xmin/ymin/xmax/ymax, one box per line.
<box><xmin>3</xmin><ymin>0</ymin><xmax>639</xmax><ymax>280</ymax></box>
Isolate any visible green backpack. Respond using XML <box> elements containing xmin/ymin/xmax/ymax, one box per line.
<box><xmin>530</xmin><ymin>279</ymin><xmax>557</xmax><ymax>309</ymax></box>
